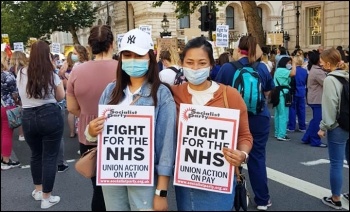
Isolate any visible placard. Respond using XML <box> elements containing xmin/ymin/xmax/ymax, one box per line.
<box><xmin>51</xmin><ymin>42</ymin><xmax>61</xmax><ymax>54</ymax></box>
<box><xmin>266</xmin><ymin>33</ymin><xmax>284</xmax><ymax>45</ymax></box>
<box><xmin>173</xmin><ymin>103</ymin><xmax>240</xmax><ymax>194</ymax></box>
<box><xmin>139</xmin><ymin>25</ymin><xmax>152</xmax><ymax>37</ymax></box>
<box><xmin>215</xmin><ymin>25</ymin><xmax>229</xmax><ymax>48</ymax></box>
<box><xmin>64</xmin><ymin>45</ymin><xmax>74</xmax><ymax>57</ymax></box>
<box><xmin>13</xmin><ymin>42</ymin><xmax>24</xmax><ymax>52</ymax></box>
<box><xmin>117</xmin><ymin>33</ymin><xmax>125</xmax><ymax>50</ymax></box>
<box><xmin>96</xmin><ymin>105</ymin><xmax>155</xmax><ymax>186</ymax></box>
<box><xmin>156</xmin><ymin>37</ymin><xmax>178</xmax><ymax>53</ymax></box>
<box><xmin>2</xmin><ymin>34</ymin><xmax>10</xmax><ymax>45</ymax></box>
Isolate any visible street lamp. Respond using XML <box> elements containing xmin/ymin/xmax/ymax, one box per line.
<box><xmin>160</xmin><ymin>13</ymin><xmax>171</xmax><ymax>38</ymax></box>
<box><xmin>275</xmin><ymin>21</ymin><xmax>281</xmax><ymax>32</ymax></box>
<box><xmin>294</xmin><ymin>1</ymin><xmax>301</xmax><ymax>49</ymax></box>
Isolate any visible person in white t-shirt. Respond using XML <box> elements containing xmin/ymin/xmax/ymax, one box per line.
<box><xmin>158</xmin><ymin>48</ymin><xmax>182</xmax><ymax>85</ymax></box>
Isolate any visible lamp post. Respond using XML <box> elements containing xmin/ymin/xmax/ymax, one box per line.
<box><xmin>295</xmin><ymin>1</ymin><xmax>301</xmax><ymax>49</ymax></box>
<box><xmin>160</xmin><ymin>13</ymin><xmax>171</xmax><ymax>38</ymax></box>
<box><xmin>275</xmin><ymin>21</ymin><xmax>281</xmax><ymax>32</ymax></box>
<box><xmin>106</xmin><ymin>1</ymin><xmax>110</xmax><ymax>25</ymax></box>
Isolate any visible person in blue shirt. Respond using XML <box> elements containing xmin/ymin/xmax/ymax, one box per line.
<box><xmin>215</xmin><ymin>35</ymin><xmax>275</xmax><ymax>211</ymax></box>
<box><xmin>287</xmin><ymin>55</ymin><xmax>308</xmax><ymax>132</ymax></box>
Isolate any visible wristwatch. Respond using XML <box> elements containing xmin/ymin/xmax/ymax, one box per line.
<box><xmin>155</xmin><ymin>189</ymin><xmax>168</xmax><ymax>197</ymax></box>
<box><xmin>240</xmin><ymin>151</ymin><xmax>249</xmax><ymax>164</ymax></box>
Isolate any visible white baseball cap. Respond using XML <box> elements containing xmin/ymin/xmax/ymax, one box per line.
<box><xmin>118</xmin><ymin>29</ymin><xmax>154</xmax><ymax>55</ymax></box>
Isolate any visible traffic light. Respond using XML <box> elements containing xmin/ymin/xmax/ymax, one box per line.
<box><xmin>208</xmin><ymin>10</ymin><xmax>216</xmax><ymax>31</ymax></box>
<box><xmin>198</xmin><ymin>5</ymin><xmax>209</xmax><ymax>31</ymax></box>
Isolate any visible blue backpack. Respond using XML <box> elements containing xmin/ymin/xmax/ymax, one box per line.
<box><xmin>229</xmin><ymin>61</ymin><xmax>264</xmax><ymax>115</ymax></box>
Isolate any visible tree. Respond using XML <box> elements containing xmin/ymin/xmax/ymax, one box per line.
<box><xmin>1</xmin><ymin>1</ymin><xmax>98</xmax><ymax>46</ymax></box>
<box><xmin>152</xmin><ymin>1</ymin><xmax>265</xmax><ymax>46</ymax></box>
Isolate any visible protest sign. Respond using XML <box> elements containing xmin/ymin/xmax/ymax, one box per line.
<box><xmin>117</xmin><ymin>33</ymin><xmax>125</xmax><ymax>50</ymax></box>
<box><xmin>51</xmin><ymin>42</ymin><xmax>61</xmax><ymax>54</ymax></box>
<box><xmin>96</xmin><ymin>105</ymin><xmax>155</xmax><ymax>186</ymax></box>
<box><xmin>139</xmin><ymin>25</ymin><xmax>152</xmax><ymax>37</ymax></box>
<box><xmin>173</xmin><ymin>103</ymin><xmax>240</xmax><ymax>194</ymax></box>
<box><xmin>13</xmin><ymin>42</ymin><xmax>24</xmax><ymax>52</ymax></box>
<box><xmin>215</xmin><ymin>25</ymin><xmax>229</xmax><ymax>48</ymax></box>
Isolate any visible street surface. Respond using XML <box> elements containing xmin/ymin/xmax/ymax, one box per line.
<box><xmin>1</xmin><ymin>104</ymin><xmax>349</xmax><ymax>211</ymax></box>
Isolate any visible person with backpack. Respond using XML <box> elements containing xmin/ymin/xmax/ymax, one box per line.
<box><xmin>158</xmin><ymin>48</ymin><xmax>184</xmax><ymax>85</ymax></box>
<box><xmin>215</xmin><ymin>35</ymin><xmax>275</xmax><ymax>211</ymax></box>
<box><xmin>317</xmin><ymin>48</ymin><xmax>349</xmax><ymax>210</ymax></box>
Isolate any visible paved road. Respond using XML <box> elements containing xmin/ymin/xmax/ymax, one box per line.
<box><xmin>1</xmin><ymin>105</ymin><xmax>349</xmax><ymax>211</ymax></box>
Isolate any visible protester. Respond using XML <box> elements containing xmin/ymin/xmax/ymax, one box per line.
<box><xmin>1</xmin><ymin>51</ymin><xmax>21</xmax><ymax>170</ymax></box>
<box><xmin>17</xmin><ymin>40</ymin><xmax>65</xmax><ymax>209</ymax></box>
<box><xmin>86</xmin><ymin>28</ymin><xmax>177</xmax><ymax>211</ymax></box>
<box><xmin>9</xmin><ymin>51</ymin><xmax>28</xmax><ymax>141</ymax></box>
<box><xmin>66</xmin><ymin>25</ymin><xmax>119</xmax><ymax>211</ymax></box>
<box><xmin>211</xmin><ymin>52</ymin><xmax>230</xmax><ymax>80</ymax></box>
<box><xmin>158</xmin><ymin>48</ymin><xmax>182</xmax><ymax>85</ymax></box>
<box><xmin>317</xmin><ymin>48</ymin><xmax>349</xmax><ymax>210</ymax></box>
<box><xmin>287</xmin><ymin>55</ymin><xmax>308</xmax><ymax>133</ymax></box>
<box><xmin>215</xmin><ymin>35</ymin><xmax>274</xmax><ymax>210</ymax></box>
<box><xmin>301</xmin><ymin>51</ymin><xmax>328</xmax><ymax>147</ymax></box>
<box><xmin>272</xmin><ymin>57</ymin><xmax>296</xmax><ymax>141</ymax></box>
<box><xmin>170</xmin><ymin>36</ymin><xmax>253</xmax><ymax>211</ymax></box>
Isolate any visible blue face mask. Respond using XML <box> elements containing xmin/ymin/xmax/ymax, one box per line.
<box><xmin>71</xmin><ymin>54</ymin><xmax>79</xmax><ymax>62</ymax></box>
<box><xmin>183</xmin><ymin>67</ymin><xmax>210</xmax><ymax>85</ymax></box>
<box><xmin>122</xmin><ymin>59</ymin><xmax>149</xmax><ymax>77</ymax></box>
<box><xmin>286</xmin><ymin>64</ymin><xmax>292</xmax><ymax>70</ymax></box>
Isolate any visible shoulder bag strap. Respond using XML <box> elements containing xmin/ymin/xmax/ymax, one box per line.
<box><xmin>130</xmin><ymin>95</ymin><xmax>141</xmax><ymax>105</ymax></box>
<box><xmin>223</xmin><ymin>86</ymin><xmax>229</xmax><ymax>108</ymax></box>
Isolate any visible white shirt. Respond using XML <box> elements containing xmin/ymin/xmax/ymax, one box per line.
<box><xmin>17</xmin><ymin>67</ymin><xmax>61</xmax><ymax>108</ymax></box>
<box><xmin>187</xmin><ymin>81</ymin><xmax>220</xmax><ymax>105</ymax></box>
<box><xmin>159</xmin><ymin>65</ymin><xmax>181</xmax><ymax>85</ymax></box>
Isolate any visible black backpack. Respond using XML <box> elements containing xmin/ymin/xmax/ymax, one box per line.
<box><xmin>168</xmin><ymin>66</ymin><xmax>185</xmax><ymax>85</ymax></box>
<box><xmin>332</xmin><ymin>76</ymin><xmax>349</xmax><ymax>131</ymax></box>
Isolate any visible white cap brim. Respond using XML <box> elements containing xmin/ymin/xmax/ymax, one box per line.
<box><xmin>118</xmin><ymin>46</ymin><xmax>149</xmax><ymax>56</ymax></box>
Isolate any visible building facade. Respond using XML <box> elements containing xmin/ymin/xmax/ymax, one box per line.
<box><xmin>50</xmin><ymin>1</ymin><xmax>349</xmax><ymax>54</ymax></box>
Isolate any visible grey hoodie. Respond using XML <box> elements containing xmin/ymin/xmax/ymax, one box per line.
<box><xmin>319</xmin><ymin>70</ymin><xmax>349</xmax><ymax>131</ymax></box>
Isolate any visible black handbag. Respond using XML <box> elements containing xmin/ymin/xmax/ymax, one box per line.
<box><xmin>234</xmin><ymin>166</ymin><xmax>250</xmax><ymax>211</ymax></box>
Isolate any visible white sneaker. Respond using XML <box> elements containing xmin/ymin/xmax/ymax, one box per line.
<box><xmin>257</xmin><ymin>200</ymin><xmax>272</xmax><ymax>211</ymax></box>
<box><xmin>18</xmin><ymin>135</ymin><xmax>25</xmax><ymax>141</ymax></box>
<box><xmin>41</xmin><ymin>195</ymin><xmax>60</xmax><ymax>209</ymax></box>
<box><xmin>32</xmin><ymin>190</ymin><xmax>42</xmax><ymax>201</ymax></box>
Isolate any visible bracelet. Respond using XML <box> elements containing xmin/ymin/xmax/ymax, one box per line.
<box><xmin>240</xmin><ymin>151</ymin><xmax>249</xmax><ymax>164</ymax></box>
<box><xmin>84</xmin><ymin>124</ymin><xmax>97</xmax><ymax>142</ymax></box>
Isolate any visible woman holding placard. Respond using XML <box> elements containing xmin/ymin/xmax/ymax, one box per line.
<box><xmin>171</xmin><ymin>36</ymin><xmax>253</xmax><ymax>211</ymax></box>
<box><xmin>86</xmin><ymin>28</ymin><xmax>177</xmax><ymax>211</ymax></box>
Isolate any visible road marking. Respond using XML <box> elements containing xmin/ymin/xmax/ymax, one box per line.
<box><xmin>301</xmin><ymin>159</ymin><xmax>349</xmax><ymax>168</ymax></box>
<box><xmin>20</xmin><ymin>159</ymin><xmax>77</xmax><ymax>169</ymax></box>
<box><xmin>242</xmin><ymin>165</ymin><xmax>349</xmax><ymax>210</ymax></box>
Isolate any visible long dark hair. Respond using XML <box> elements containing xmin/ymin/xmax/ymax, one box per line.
<box><xmin>25</xmin><ymin>40</ymin><xmax>55</xmax><ymax>99</ymax></box>
<box><xmin>109</xmin><ymin>50</ymin><xmax>168</xmax><ymax>106</ymax></box>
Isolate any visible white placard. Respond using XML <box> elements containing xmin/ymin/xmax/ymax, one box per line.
<box><xmin>173</xmin><ymin>103</ymin><xmax>240</xmax><ymax>194</ymax></box>
<box><xmin>117</xmin><ymin>33</ymin><xmax>125</xmax><ymax>49</ymax></box>
<box><xmin>51</xmin><ymin>42</ymin><xmax>60</xmax><ymax>54</ymax></box>
<box><xmin>96</xmin><ymin>105</ymin><xmax>155</xmax><ymax>186</ymax></box>
<box><xmin>13</xmin><ymin>42</ymin><xmax>24</xmax><ymax>52</ymax></box>
<box><xmin>215</xmin><ymin>25</ymin><xmax>229</xmax><ymax>48</ymax></box>
<box><xmin>139</xmin><ymin>25</ymin><xmax>152</xmax><ymax>37</ymax></box>
<box><xmin>1</xmin><ymin>43</ymin><xmax>6</xmax><ymax>52</ymax></box>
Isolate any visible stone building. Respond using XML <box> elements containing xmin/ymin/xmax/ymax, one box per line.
<box><xmin>50</xmin><ymin>1</ymin><xmax>349</xmax><ymax>54</ymax></box>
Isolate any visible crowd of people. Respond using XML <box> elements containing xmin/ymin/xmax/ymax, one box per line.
<box><xmin>1</xmin><ymin>24</ymin><xmax>349</xmax><ymax>211</ymax></box>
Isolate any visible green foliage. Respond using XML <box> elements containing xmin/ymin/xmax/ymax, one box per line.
<box><xmin>1</xmin><ymin>1</ymin><xmax>97</xmax><ymax>45</ymax></box>
<box><xmin>152</xmin><ymin>1</ymin><xmax>226</xmax><ymax>18</ymax></box>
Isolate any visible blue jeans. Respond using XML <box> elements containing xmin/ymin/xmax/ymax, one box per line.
<box><xmin>302</xmin><ymin>104</ymin><xmax>322</xmax><ymax>146</ymax></box>
<box><xmin>327</xmin><ymin>127</ymin><xmax>349</xmax><ymax>196</ymax></box>
<box><xmin>175</xmin><ymin>178</ymin><xmax>236</xmax><ymax>211</ymax></box>
<box><xmin>22</xmin><ymin>103</ymin><xmax>63</xmax><ymax>193</ymax></box>
<box><xmin>287</xmin><ymin>96</ymin><xmax>306</xmax><ymax>130</ymax></box>
<box><xmin>57</xmin><ymin>107</ymin><xmax>66</xmax><ymax>166</ymax></box>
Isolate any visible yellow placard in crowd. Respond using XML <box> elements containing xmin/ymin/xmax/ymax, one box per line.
<box><xmin>64</xmin><ymin>45</ymin><xmax>74</xmax><ymax>57</ymax></box>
